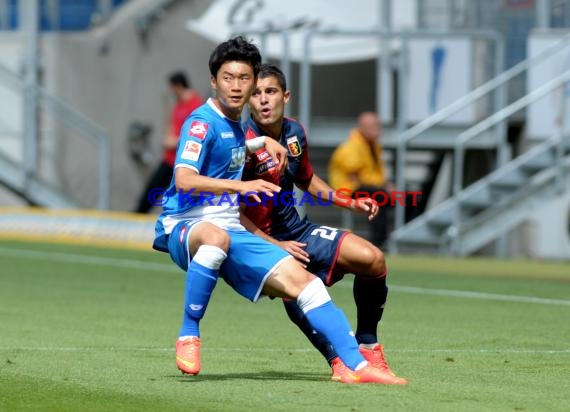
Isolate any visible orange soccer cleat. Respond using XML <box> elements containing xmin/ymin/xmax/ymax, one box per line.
<box><xmin>356</xmin><ymin>364</ymin><xmax>408</xmax><ymax>385</ymax></box>
<box><xmin>330</xmin><ymin>357</ymin><xmax>407</xmax><ymax>385</ymax></box>
<box><xmin>175</xmin><ymin>336</ymin><xmax>201</xmax><ymax>375</ymax></box>
<box><xmin>331</xmin><ymin>357</ymin><xmax>363</xmax><ymax>384</ymax></box>
<box><xmin>360</xmin><ymin>344</ymin><xmax>396</xmax><ymax>376</ymax></box>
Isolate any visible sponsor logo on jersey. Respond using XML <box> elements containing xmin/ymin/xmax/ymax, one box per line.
<box><xmin>255</xmin><ymin>158</ymin><xmax>276</xmax><ymax>175</ymax></box>
<box><xmin>257</xmin><ymin>151</ymin><xmax>270</xmax><ymax>161</ymax></box>
<box><xmin>287</xmin><ymin>136</ymin><xmax>302</xmax><ymax>156</ymax></box>
<box><xmin>189</xmin><ymin>121</ymin><xmax>208</xmax><ymax>140</ymax></box>
<box><xmin>181</xmin><ymin>141</ymin><xmax>202</xmax><ymax>161</ymax></box>
<box><xmin>228</xmin><ymin>146</ymin><xmax>246</xmax><ymax>171</ymax></box>
<box><xmin>221</xmin><ymin>131</ymin><xmax>234</xmax><ymax>139</ymax></box>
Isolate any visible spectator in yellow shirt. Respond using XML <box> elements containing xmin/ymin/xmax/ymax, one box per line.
<box><xmin>328</xmin><ymin>112</ymin><xmax>393</xmax><ymax>248</ymax></box>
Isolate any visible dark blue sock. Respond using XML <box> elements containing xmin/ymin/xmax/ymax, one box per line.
<box><xmin>353</xmin><ymin>276</ymin><xmax>388</xmax><ymax>344</ymax></box>
<box><xmin>179</xmin><ymin>260</ymin><xmax>218</xmax><ymax>338</ymax></box>
<box><xmin>304</xmin><ymin>301</ymin><xmax>365</xmax><ymax>370</ymax></box>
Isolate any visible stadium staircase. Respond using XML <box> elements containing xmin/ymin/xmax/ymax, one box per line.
<box><xmin>305</xmin><ymin>33</ymin><xmax>570</xmax><ymax>257</ymax></box>
<box><xmin>389</xmin><ymin>34</ymin><xmax>570</xmax><ymax>256</ymax></box>
<box><xmin>391</xmin><ymin>134</ymin><xmax>570</xmax><ymax>255</ymax></box>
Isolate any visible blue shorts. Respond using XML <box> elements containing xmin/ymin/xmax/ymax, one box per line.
<box><xmin>168</xmin><ymin>221</ymin><xmax>291</xmax><ymax>302</ymax></box>
<box><xmin>279</xmin><ymin>223</ymin><xmax>349</xmax><ymax>286</ymax></box>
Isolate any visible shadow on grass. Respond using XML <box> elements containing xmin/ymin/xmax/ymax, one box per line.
<box><xmin>166</xmin><ymin>370</ymin><xmax>328</xmax><ymax>382</ymax></box>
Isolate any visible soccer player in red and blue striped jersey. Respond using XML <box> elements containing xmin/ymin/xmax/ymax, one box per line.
<box><xmin>242</xmin><ymin>64</ymin><xmax>407</xmax><ymax>383</ymax></box>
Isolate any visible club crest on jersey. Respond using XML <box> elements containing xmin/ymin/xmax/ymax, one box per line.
<box><xmin>228</xmin><ymin>146</ymin><xmax>246</xmax><ymax>171</ymax></box>
<box><xmin>189</xmin><ymin>121</ymin><xmax>208</xmax><ymax>140</ymax></box>
<box><xmin>287</xmin><ymin>136</ymin><xmax>302</xmax><ymax>157</ymax></box>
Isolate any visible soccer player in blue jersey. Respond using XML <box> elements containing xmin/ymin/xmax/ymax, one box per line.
<box><xmin>241</xmin><ymin>64</ymin><xmax>407</xmax><ymax>383</ymax></box>
<box><xmin>152</xmin><ymin>36</ymin><xmax>405</xmax><ymax>384</ymax></box>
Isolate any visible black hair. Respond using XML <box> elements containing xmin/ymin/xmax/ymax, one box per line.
<box><xmin>208</xmin><ymin>36</ymin><xmax>261</xmax><ymax>78</ymax></box>
<box><xmin>168</xmin><ymin>71</ymin><xmax>190</xmax><ymax>88</ymax></box>
<box><xmin>258</xmin><ymin>64</ymin><xmax>287</xmax><ymax>91</ymax></box>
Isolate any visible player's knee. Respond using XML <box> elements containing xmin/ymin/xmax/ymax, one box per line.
<box><xmin>264</xmin><ymin>260</ymin><xmax>316</xmax><ymax>299</ymax></box>
<box><xmin>360</xmin><ymin>244</ymin><xmax>386</xmax><ymax>277</ymax></box>
<box><xmin>211</xmin><ymin>231</ymin><xmax>231</xmax><ymax>250</ymax></box>
<box><xmin>189</xmin><ymin>224</ymin><xmax>230</xmax><ymax>252</ymax></box>
<box><xmin>287</xmin><ymin>269</ymin><xmax>317</xmax><ymax>298</ymax></box>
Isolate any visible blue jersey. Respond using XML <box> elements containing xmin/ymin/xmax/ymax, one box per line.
<box><xmin>153</xmin><ymin>99</ymin><xmax>246</xmax><ymax>252</ymax></box>
<box><xmin>243</xmin><ymin>117</ymin><xmax>314</xmax><ymax>240</ymax></box>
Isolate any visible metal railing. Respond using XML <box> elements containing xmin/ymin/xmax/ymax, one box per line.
<box><xmin>235</xmin><ymin>26</ymin><xmax>570</xmax><ymax>248</ymax></box>
<box><xmin>394</xmin><ymin>31</ymin><xmax>570</xmax><ymax>231</ymax></box>
<box><xmin>453</xmin><ymin>68</ymin><xmax>570</xmax><ymax>196</ymax></box>
<box><xmin>0</xmin><ymin>61</ymin><xmax>110</xmax><ymax>209</ymax></box>
<box><xmin>297</xmin><ymin>28</ymin><xmax>503</xmax><ymax>132</ymax></box>
<box><xmin>236</xmin><ymin>27</ymin><xmax>504</xmax><ymax>228</ymax></box>
<box><xmin>450</xmin><ymin>69</ymin><xmax>570</xmax><ymax>248</ymax></box>
<box><xmin>292</xmin><ymin>28</ymin><xmax>504</xmax><ymax>232</ymax></box>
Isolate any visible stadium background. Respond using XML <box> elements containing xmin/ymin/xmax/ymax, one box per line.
<box><xmin>0</xmin><ymin>1</ymin><xmax>569</xmax><ymax>410</ymax></box>
<box><xmin>1</xmin><ymin>0</ymin><xmax>570</xmax><ymax>258</ymax></box>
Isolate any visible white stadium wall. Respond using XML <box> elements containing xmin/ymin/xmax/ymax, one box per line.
<box><xmin>39</xmin><ymin>0</ymin><xmax>216</xmax><ymax>210</ymax></box>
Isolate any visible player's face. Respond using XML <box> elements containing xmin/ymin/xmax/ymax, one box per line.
<box><xmin>249</xmin><ymin>76</ymin><xmax>290</xmax><ymax>129</ymax></box>
<box><xmin>211</xmin><ymin>61</ymin><xmax>256</xmax><ymax>121</ymax></box>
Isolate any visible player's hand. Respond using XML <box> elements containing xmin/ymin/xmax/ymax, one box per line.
<box><xmin>277</xmin><ymin>240</ymin><xmax>310</xmax><ymax>266</ymax></box>
<box><xmin>351</xmin><ymin>197</ymin><xmax>380</xmax><ymax>221</ymax></box>
<box><xmin>263</xmin><ymin>137</ymin><xmax>288</xmax><ymax>174</ymax></box>
<box><xmin>238</xmin><ymin>179</ymin><xmax>281</xmax><ymax>203</ymax></box>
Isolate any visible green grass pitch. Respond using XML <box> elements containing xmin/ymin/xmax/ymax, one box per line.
<box><xmin>0</xmin><ymin>240</ymin><xmax>569</xmax><ymax>411</ymax></box>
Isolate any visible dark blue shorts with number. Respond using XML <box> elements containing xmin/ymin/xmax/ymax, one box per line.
<box><xmin>276</xmin><ymin>222</ymin><xmax>349</xmax><ymax>286</ymax></box>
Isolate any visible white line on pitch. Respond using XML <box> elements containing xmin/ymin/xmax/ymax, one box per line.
<box><xmin>0</xmin><ymin>246</ymin><xmax>177</xmax><ymax>272</ymax></box>
<box><xmin>389</xmin><ymin>285</ymin><xmax>570</xmax><ymax>306</ymax></box>
<box><xmin>2</xmin><ymin>246</ymin><xmax>569</xmax><ymax>307</ymax></box>
<box><xmin>0</xmin><ymin>347</ymin><xmax>569</xmax><ymax>354</ymax></box>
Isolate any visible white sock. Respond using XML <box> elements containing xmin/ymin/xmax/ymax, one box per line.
<box><xmin>193</xmin><ymin>245</ymin><xmax>227</xmax><ymax>270</ymax></box>
<box><xmin>296</xmin><ymin>278</ymin><xmax>331</xmax><ymax>313</ymax></box>
<box><xmin>178</xmin><ymin>335</ymin><xmax>198</xmax><ymax>341</ymax></box>
<box><xmin>355</xmin><ymin>361</ymin><xmax>368</xmax><ymax>370</ymax></box>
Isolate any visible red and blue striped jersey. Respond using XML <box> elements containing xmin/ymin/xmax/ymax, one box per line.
<box><xmin>243</xmin><ymin>116</ymin><xmax>314</xmax><ymax>239</ymax></box>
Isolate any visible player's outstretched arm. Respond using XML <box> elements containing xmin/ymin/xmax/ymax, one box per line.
<box><xmin>299</xmin><ymin>173</ymin><xmax>379</xmax><ymax>221</ymax></box>
<box><xmin>175</xmin><ymin>167</ymin><xmax>244</xmax><ymax>194</ymax></box>
<box><xmin>238</xmin><ymin>179</ymin><xmax>282</xmax><ymax>203</ymax></box>
<box><xmin>174</xmin><ymin>167</ymin><xmax>276</xmax><ymax>199</ymax></box>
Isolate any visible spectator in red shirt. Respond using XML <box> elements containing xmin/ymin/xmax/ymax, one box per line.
<box><xmin>134</xmin><ymin>71</ymin><xmax>203</xmax><ymax>213</ymax></box>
